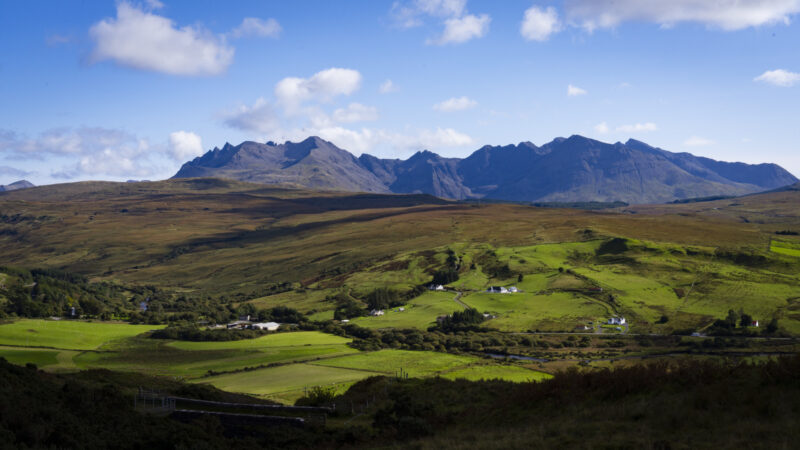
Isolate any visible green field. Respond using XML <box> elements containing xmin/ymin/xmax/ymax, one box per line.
<box><xmin>167</xmin><ymin>331</ymin><xmax>351</xmax><ymax>351</ymax></box>
<box><xmin>199</xmin><ymin>363</ymin><xmax>372</xmax><ymax>402</ymax></box>
<box><xmin>0</xmin><ymin>319</ymin><xmax>163</xmax><ymax>350</ymax></box>
<box><xmin>441</xmin><ymin>364</ymin><xmax>552</xmax><ymax>382</ymax></box>
<box><xmin>771</xmin><ymin>239</ymin><xmax>800</xmax><ymax>257</ymax></box>
<box><xmin>199</xmin><ymin>349</ymin><xmax>519</xmax><ymax>402</ymax></box>
<box><xmin>311</xmin><ymin>349</ymin><xmax>478</xmax><ymax>377</ymax></box>
<box><xmin>76</xmin><ymin>331</ymin><xmax>358</xmax><ymax>378</ymax></box>
<box><xmin>461</xmin><ymin>291</ymin><xmax>609</xmax><ymax>331</ymax></box>
<box><xmin>0</xmin><ymin>346</ymin><xmax>60</xmax><ymax>367</ymax></box>
<box><xmin>351</xmin><ymin>291</ymin><xmax>464</xmax><ymax>329</ymax></box>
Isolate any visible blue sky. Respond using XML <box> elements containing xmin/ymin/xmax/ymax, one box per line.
<box><xmin>1</xmin><ymin>0</ymin><xmax>800</xmax><ymax>185</ymax></box>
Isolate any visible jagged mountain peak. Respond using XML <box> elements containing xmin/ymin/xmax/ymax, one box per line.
<box><xmin>173</xmin><ymin>136</ymin><xmax>798</xmax><ymax>204</ymax></box>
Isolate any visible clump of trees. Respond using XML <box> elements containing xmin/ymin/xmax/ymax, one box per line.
<box><xmin>707</xmin><ymin>309</ymin><xmax>779</xmax><ymax>336</ymax></box>
<box><xmin>433</xmin><ymin>308</ymin><xmax>486</xmax><ymax>332</ymax></box>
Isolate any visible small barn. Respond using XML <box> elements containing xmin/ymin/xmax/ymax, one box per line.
<box><xmin>250</xmin><ymin>322</ymin><xmax>280</xmax><ymax>331</ymax></box>
<box><xmin>487</xmin><ymin>286</ymin><xmax>508</xmax><ymax>294</ymax></box>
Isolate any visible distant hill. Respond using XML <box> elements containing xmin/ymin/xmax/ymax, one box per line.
<box><xmin>173</xmin><ymin>136</ymin><xmax>798</xmax><ymax>204</ymax></box>
<box><xmin>0</xmin><ymin>180</ymin><xmax>34</xmax><ymax>192</ymax></box>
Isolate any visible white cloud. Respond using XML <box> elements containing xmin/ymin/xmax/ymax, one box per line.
<box><xmin>565</xmin><ymin>0</ymin><xmax>800</xmax><ymax>31</ymax></box>
<box><xmin>169</xmin><ymin>131</ymin><xmax>204</xmax><ymax>160</ymax></box>
<box><xmin>0</xmin><ymin>165</ymin><xmax>31</xmax><ymax>179</ymax></box>
<box><xmin>616</xmin><ymin>122</ymin><xmax>658</xmax><ymax>133</ymax></box>
<box><xmin>392</xmin><ymin>0</ymin><xmax>489</xmax><ymax>44</ymax></box>
<box><xmin>567</xmin><ymin>84</ymin><xmax>587</xmax><ymax>96</ymax></box>
<box><xmin>754</xmin><ymin>69</ymin><xmax>800</xmax><ymax>87</ymax></box>
<box><xmin>89</xmin><ymin>2</ymin><xmax>233</xmax><ymax>76</ymax></box>
<box><xmin>222</xmin><ymin>66</ymin><xmax>472</xmax><ymax>157</ymax></box>
<box><xmin>223</xmin><ymin>98</ymin><xmax>280</xmax><ymax>134</ymax></box>
<box><xmin>391</xmin><ymin>0</ymin><xmax>467</xmax><ymax>27</ymax></box>
<box><xmin>683</xmin><ymin>136</ymin><xmax>715</xmax><ymax>147</ymax></box>
<box><xmin>433</xmin><ymin>96</ymin><xmax>477</xmax><ymax>112</ymax></box>
<box><xmin>1</xmin><ymin>127</ymin><xmax>163</xmax><ymax>179</ymax></box>
<box><xmin>332</xmin><ymin>103</ymin><xmax>379</xmax><ymax>123</ymax></box>
<box><xmin>521</xmin><ymin>6</ymin><xmax>561</xmax><ymax>41</ymax></box>
<box><xmin>144</xmin><ymin>0</ymin><xmax>164</xmax><ymax>10</ymax></box>
<box><xmin>594</xmin><ymin>122</ymin><xmax>609</xmax><ymax>134</ymax></box>
<box><xmin>429</xmin><ymin>13</ymin><xmax>490</xmax><ymax>44</ymax></box>
<box><xmin>230</xmin><ymin>17</ymin><xmax>282</xmax><ymax>38</ymax></box>
<box><xmin>284</xmin><ymin>126</ymin><xmax>474</xmax><ymax>155</ymax></box>
<box><xmin>416</xmin><ymin>0</ymin><xmax>467</xmax><ymax>18</ymax></box>
<box><xmin>379</xmin><ymin>79</ymin><xmax>398</xmax><ymax>93</ymax></box>
<box><xmin>274</xmin><ymin>68</ymin><xmax>362</xmax><ymax>109</ymax></box>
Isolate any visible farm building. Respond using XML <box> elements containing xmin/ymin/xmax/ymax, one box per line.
<box><xmin>227</xmin><ymin>320</ymin><xmax>251</xmax><ymax>329</ymax></box>
<box><xmin>607</xmin><ymin>317</ymin><xmax>626</xmax><ymax>325</ymax></box>
<box><xmin>370</xmin><ymin>309</ymin><xmax>385</xmax><ymax>316</ymax></box>
<box><xmin>429</xmin><ymin>284</ymin><xmax>445</xmax><ymax>291</ymax></box>
<box><xmin>250</xmin><ymin>322</ymin><xmax>280</xmax><ymax>331</ymax></box>
<box><xmin>751</xmin><ymin>320</ymin><xmax>759</xmax><ymax>327</ymax></box>
<box><xmin>508</xmin><ymin>286</ymin><xmax>519</xmax><ymax>293</ymax></box>
<box><xmin>487</xmin><ymin>286</ymin><xmax>508</xmax><ymax>294</ymax></box>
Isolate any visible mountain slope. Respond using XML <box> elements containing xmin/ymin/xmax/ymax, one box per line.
<box><xmin>174</xmin><ymin>137</ymin><xmax>389</xmax><ymax>193</ymax></box>
<box><xmin>173</xmin><ymin>136</ymin><xmax>798</xmax><ymax>204</ymax></box>
<box><xmin>0</xmin><ymin>180</ymin><xmax>34</xmax><ymax>192</ymax></box>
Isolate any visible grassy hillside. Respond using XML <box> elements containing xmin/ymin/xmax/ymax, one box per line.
<box><xmin>1</xmin><ymin>178</ymin><xmax>799</xmax><ymax>334</ymax></box>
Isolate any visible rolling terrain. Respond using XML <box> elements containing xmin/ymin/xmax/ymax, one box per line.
<box><xmin>1</xmin><ymin>177</ymin><xmax>799</xmax><ymax>334</ymax></box>
<box><xmin>173</xmin><ymin>136</ymin><xmax>798</xmax><ymax>203</ymax></box>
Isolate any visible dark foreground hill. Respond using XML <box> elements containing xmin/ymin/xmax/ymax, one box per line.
<box><xmin>3</xmin><ymin>355</ymin><xmax>800</xmax><ymax>449</ymax></box>
<box><xmin>173</xmin><ymin>136</ymin><xmax>797</xmax><ymax>204</ymax></box>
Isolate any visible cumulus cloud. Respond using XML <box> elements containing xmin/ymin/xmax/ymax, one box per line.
<box><xmin>332</xmin><ymin>103</ymin><xmax>379</xmax><ymax>123</ymax></box>
<box><xmin>433</xmin><ymin>96</ymin><xmax>478</xmax><ymax>112</ymax></box>
<box><xmin>521</xmin><ymin>6</ymin><xmax>561</xmax><ymax>41</ymax></box>
<box><xmin>379</xmin><ymin>79</ymin><xmax>398</xmax><ymax>93</ymax></box>
<box><xmin>594</xmin><ymin>122</ymin><xmax>609</xmax><ymax>134</ymax></box>
<box><xmin>230</xmin><ymin>17</ymin><xmax>282</xmax><ymax>38</ymax></box>
<box><xmin>564</xmin><ymin>0</ymin><xmax>800</xmax><ymax>31</ymax></box>
<box><xmin>392</xmin><ymin>0</ymin><xmax>489</xmax><ymax>44</ymax></box>
<box><xmin>0</xmin><ymin>127</ymin><xmax>167</xmax><ymax>179</ymax></box>
<box><xmin>89</xmin><ymin>2</ymin><xmax>234</xmax><ymax>76</ymax></box>
<box><xmin>275</xmin><ymin>68</ymin><xmax>362</xmax><ymax>109</ymax></box>
<box><xmin>144</xmin><ymin>0</ymin><xmax>164</xmax><ymax>9</ymax></box>
<box><xmin>223</xmin><ymin>67</ymin><xmax>473</xmax><ymax>157</ymax></box>
<box><xmin>0</xmin><ymin>166</ymin><xmax>31</xmax><ymax>179</ymax></box>
<box><xmin>169</xmin><ymin>131</ymin><xmax>204</xmax><ymax>160</ymax></box>
<box><xmin>616</xmin><ymin>122</ymin><xmax>658</xmax><ymax>133</ymax></box>
<box><xmin>567</xmin><ymin>84</ymin><xmax>587</xmax><ymax>96</ymax></box>
<box><xmin>429</xmin><ymin>13</ymin><xmax>490</xmax><ymax>45</ymax></box>
<box><xmin>282</xmin><ymin>126</ymin><xmax>474</xmax><ymax>155</ymax></box>
<box><xmin>683</xmin><ymin>136</ymin><xmax>715</xmax><ymax>147</ymax></box>
<box><xmin>223</xmin><ymin>98</ymin><xmax>280</xmax><ymax>134</ymax></box>
<box><xmin>391</xmin><ymin>0</ymin><xmax>467</xmax><ymax>27</ymax></box>
<box><xmin>754</xmin><ymin>69</ymin><xmax>800</xmax><ymax>87</ymax></box>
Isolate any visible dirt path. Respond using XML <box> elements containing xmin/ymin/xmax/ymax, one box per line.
<box><xmin>453</xmin><ymin>291</ymin><xmax>470</xmax><ymax>309</ymax></box>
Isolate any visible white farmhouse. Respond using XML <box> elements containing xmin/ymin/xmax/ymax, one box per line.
<box><xmin>370</xmin><ymin>309</ymin><xmax>385</xmax><ymax>316</ymax></box>
<box><xmin>607</xmin><ymin>317</ymin><xmax>627</xmax><ymax>325</ymax></box>
<box><xmin>250</xmin><ymin>322</ymin><xmax>280</xmax><ymax>331</ymax></box>
<box><xmin>487</xmin><ymin>286</ymin><xmax>508</xmax><ymax>294</ymax></box>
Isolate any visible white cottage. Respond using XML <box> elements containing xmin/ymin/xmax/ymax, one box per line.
<box><xmin>607</xmin><ymin>317</ymin><xmax>627</xmax><ymax>325</ymax></box>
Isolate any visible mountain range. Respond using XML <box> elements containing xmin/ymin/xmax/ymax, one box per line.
<box><xmin>173</xmin><ymin>136</ymin><xmax>798</xmax><ymax>204</ymax></box>
<box><xmin>0</xmin><ymin>180</ymin><xmax>34</xmax><ymax>192</ymax></box>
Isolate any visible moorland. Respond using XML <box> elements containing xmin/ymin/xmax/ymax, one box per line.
<box><xmin>1</xmin><ymin>177</ymin><xmax>799</xmax><ymax>447</ymax></box>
